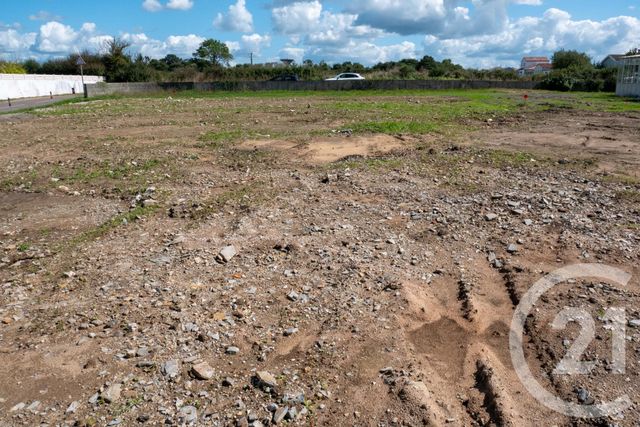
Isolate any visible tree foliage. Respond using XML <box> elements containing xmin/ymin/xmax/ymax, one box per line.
<box><xmin>193</xmin><ymin>39</ymin><xmax>233</xmax><ymax>67</ymax></box>
<box><xmin>551</xmin><ymin>49</ymin><xmax>592</xmax><ymax>70</ymax></box>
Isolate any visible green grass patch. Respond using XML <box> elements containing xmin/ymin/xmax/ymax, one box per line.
<box><xmin>352</xmin><ymin>121</ymin><xmax>438</xmax><ymax>134</ymax></box>
<box><xmin>66</xmin><ymin>204</ymin><xmax>158</xmax><ymax>248</ymax></box>
<box><xmin>616</xmin><ymin>189</ymin><xmax>640</xmax><ymax>203</ymax></box>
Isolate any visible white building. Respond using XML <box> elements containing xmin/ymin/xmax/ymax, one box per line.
<box><xmin>616</xmin><ymin>55</ymin><xmax>640</xmax><ymax>97</ymax></box>
<box><xmin>517</xmin><ymin>56</ymin><xmax>551</xmax><ymax>76</ymax></box>
<box><xmin>0</xmin><ymin>74</ymin><xmax>104</xmax><ymax>100</ymax></box>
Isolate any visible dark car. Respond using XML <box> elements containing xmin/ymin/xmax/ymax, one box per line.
<box><xmin>269</xmin><ymin>74</ymin><xmax>300</xmax><ymax>81</ymax></box>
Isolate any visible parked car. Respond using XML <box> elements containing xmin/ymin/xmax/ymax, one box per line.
<box><xmin>269</xmin><ymin>74</ymin><xmax>299</xmax><ymax>81</ymax></box>
<box><xmin>325</xmin><ymin>73</ymin><xmax>365</xmax><ymax>81</ymax></box>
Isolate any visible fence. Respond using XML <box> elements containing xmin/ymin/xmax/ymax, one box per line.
<box><xmin>1</xmin><ymin>74</ymin><xmax>104</xmax><ymax>100</ymax></box>
<box><xmin>85</xmin><ymin>79</ymin><xmax>536</xmax><ymax>97</ymax></box>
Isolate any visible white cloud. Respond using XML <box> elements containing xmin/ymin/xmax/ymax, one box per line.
<box><xmin>29</xmin><ymin>11</ymin><xmax>63</xmax><ymax>22</ymax></box>
<box><xmin>166</xmin><ymin>0</ymin><xmax>193</xmax><ymax>11</ymax></box>
<box><xmin>142</xmin><ymin>0</ymin><xmax>163</xmax><ymax>12</ymax></box>
<box><xmin>38</xmin><ymin>21</ymin><xmax>78</xmax><ymax>53</ymax></box>
<box><xmin>424</xmin><ymin>8</ymin><xmax>640</xmax><ymax>68</ymax></box>
<box><xmin>308</xmin><ymin>40</ymin><xmax>417</xmax><ymax>65</ymax></box>
<box><xmin>214</xmin><ymin>0</ymin><xmax>254</xmax><ymax>33</ymax></box>
<box><xmin>0</xmin><ymin>29</ymin><xmax>37</xmax><ymax>55</ymax></box>
<box><xmin>513</xmin><ymin>0</ymin><xmax>543</xmax><ymax>5</ymax></box>
<box><xmin>122</xmin><ymin>32</ymin><xmax>204</xmax><ymax>58</ymax></box>
<box><xmin>240</xmin><ymin>33</ymin><xmax>271</xmax><ymax>54</ymax></box>
<box><xmin>272</xmin><ymin>1</ymin><xmax>322</xmax><ymax>34</ymax></box>
<box><xmin>144</xmin><ymin>0</ymin><xmax>193</xmax><ymax>12</ymax></box>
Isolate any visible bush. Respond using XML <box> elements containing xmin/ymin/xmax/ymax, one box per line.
<box><xmin>0</xmin><ymin>61</ymin><xmax>26</xmax><ymax>74</ymax></box>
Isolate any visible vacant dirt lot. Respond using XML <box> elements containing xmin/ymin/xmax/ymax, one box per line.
<box><xmin>0</xmin><ymin>90</ymin><xmax>639</xmax><ymax>426</ymax></box>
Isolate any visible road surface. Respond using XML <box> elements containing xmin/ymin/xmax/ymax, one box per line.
<box><xmin>0</xmin><ymin>94</ymin><xmax>80</xmax><ymax>113</ymax></box>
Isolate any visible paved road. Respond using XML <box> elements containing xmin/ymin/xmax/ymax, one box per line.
<box><xmin>0</xmin><ymin>94</ymin><xmax>80</xmax><ymax>113</ymax></box>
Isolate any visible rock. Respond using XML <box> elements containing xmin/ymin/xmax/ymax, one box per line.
<box><xmin>66</xmin><ymin>401</ymin><xmax>80</xmax><ymax>414</ymax></box>
<box><xmin>484</xmin><ymin>213</ymin><xmax>498</xmax><ymax>221</ymax></box>
<box><xmin>102</xmin><ymin>383</ymin><xmax>122</xmax><ymax>403</ymax></box>
<box><xmin>236</xmin><ymin>417</ymin><xmax>249</xmax><ymax>427</ymax></box>
<box><xmin>191</xmin><ymin>362</ymin><xmax>215</xmax><ymax>380</ymax></box>
<box><xmin>283</xmin><ymin>327</ymin><xmax>298</xmax><ymax>336</ymax></box>
<box><xmin>136</xmin><ymin>347</ymin><xmax>149</xmax><ymax>357</ymax></box>
<box><xmin>287</xmin><ymin>291</ymin><xmax>299</xmax><ymax>302</ymax></box>
<box><xmin>142</xmin><ymin>199</ymin><xmax>158</xmax><ymax>208</ymax></box>
<box><xmin>218</xmin><ymin>245</ymin><xmax>237</xmax><ymax>263</ymax></box>
<box><xmin>222</xmin><ymin>377</ymin><xmax>235</xmax><ymax>387</ymax></box>
<box><xmin>507</xmin><ymin>244</ymin><xmax>518</xmax><ymax>253</ymax></box>
<box><xmin>137</xmin><ymin>414</ymin><xmax>150</xmax><ymax>423</ymax></box>
<box><xmin>107</xmin><ymin>419</ymin><xmax>122</xmax><ymax>426</ymax></box>
<box><xmin>628</xmin><ymin>319</ymin><xmax>640</xmax><ymax>328</ymax></box>
<box><xmin>226</xmin><ymin>346</ymin><xmax>240</xmax><ymax>355</ymax></box>
<box><xmin>10</xmin><ymin>402</ymin><xmax>25</xmax><ymax>412</ymax></box>
<box><xmin>266</xmin><ymin>403</ymin><xmax>279</xmax><ymax>412</ymax></box>
<box><xmin>273</xmin><ymin>407</ymin><xmax>288</xmax><ymax>424</ymax></box>
<box><xmin>576</xmin><ymin>388</ymin><xmax>594</xmax><ymax>404</ymax></box>
<box><xmin>286</xmin><ymin>407</ymin><xmax>298</xmax><ymax>420</ymax></box>
<box><xmin>26</xmin><ymin>401</ymin><xmax>41</xmax><ymax>412</ymax></box>
<box><xmin>523</xmin><ymin>219</ymin><xmax>534</xmax><ymax>226</ymax></box>
<box><xmin>179</xmin><ymin>406</ymin><xmax>198</xmax><ymax>424</ymax></box>
<box><xmin>255</xmin><ymin>371</ymin><xmax>278</xmax><ymax>389</ymax></box>
<box><xmin>162</xmin><ymin>360</ymin><xmax>180</xmax><ymax>378</ymax></box>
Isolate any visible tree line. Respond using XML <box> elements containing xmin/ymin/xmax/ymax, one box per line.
<box><xmin>1</xmin><ymin>38</ymin><xmax>638</xmax><ymax>92</ymax></box>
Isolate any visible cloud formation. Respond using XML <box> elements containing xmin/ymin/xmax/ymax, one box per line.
<box><xmin>214</xmin><ymin>0</ymin><xmax>254</xmax><ymax>33</ymax></box>
<box><xmin>142</xmin><ymin>0</ymin><xmax>193</xmax><ymax>12</ymax></box>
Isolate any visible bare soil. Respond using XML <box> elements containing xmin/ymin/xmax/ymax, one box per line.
<box><xmin>0</xmin><ymin>94</ymin><xmax>639</xmax><ymax>427</ymax></box>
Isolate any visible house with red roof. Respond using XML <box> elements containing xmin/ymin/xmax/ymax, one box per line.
<box><xmin>518</xmin><ymin>56</ymin><xmax>551</xmax><ymax>76</ymax></box>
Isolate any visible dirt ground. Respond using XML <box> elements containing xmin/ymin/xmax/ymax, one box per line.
<box><xmin>0</xmin><ymin>92</ymin><xmax>639</xmax><ymax>426</ymax></box>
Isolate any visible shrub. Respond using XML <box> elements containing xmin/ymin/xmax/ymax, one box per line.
<box><xmin>0</xmin><ymin>61</ymin><xmax>27</xmax><ymax>74</ymax></box>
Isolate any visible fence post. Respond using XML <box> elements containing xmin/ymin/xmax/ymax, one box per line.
<box><xmin>7</xmin><ymin>98</ymin><xmax>11</xmax><ymax>107</ymax></box>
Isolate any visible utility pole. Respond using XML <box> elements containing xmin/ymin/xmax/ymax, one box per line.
<box><xmin>250</xmin><ymin>52</ymin><xmax>253</xmax><ymax>66</ymax></box>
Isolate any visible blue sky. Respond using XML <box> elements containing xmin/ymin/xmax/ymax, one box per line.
<box><xmin>1</xmin><ymin>1</ymin><xmax>639</xmax><ymax>68</ymax></box>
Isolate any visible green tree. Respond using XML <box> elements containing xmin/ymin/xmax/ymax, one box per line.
<box><xmin>551</xmin><ymin>50</ymin><xmax>592</xmax><ymax>70</ymax></box>
<box><xmin>193</xmin><ymin>39</ymin><xmax>233</xmax><ymax>67</ymax></box>
<box><xmin>22</xmin><ymin>59</ymin><xmax>40</xmax><ymax>74</ymax></box>
<box><xmin>103</xmin><ymin>38</ymin><xmax>133</xmax><ymax>82</ymax></box>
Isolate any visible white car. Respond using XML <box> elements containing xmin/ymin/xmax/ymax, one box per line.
<box><xmin>325</xmin><ymin>73</ymin><xmax>365</xmax><ymax>81</ymax></box>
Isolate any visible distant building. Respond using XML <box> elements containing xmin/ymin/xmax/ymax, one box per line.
<box><xmin>601</xmin><ymin>54</ymin><xmax>626</xmax><ymax>69</ymax></box>
<box><xmin>518</xmin><ymin>56</ymin><xmax>551</xmax><ymax>76</ymax></box>
<box><xmin>616</xmin><ymin>54</ymin><xmax>640</xmax><ymax>97</ymax></box>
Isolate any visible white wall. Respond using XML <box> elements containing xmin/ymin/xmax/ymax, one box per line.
<box><xmin>0</xmin><ymin>74</ymin><xmax>104</xmax><ymax>100</ymax></box>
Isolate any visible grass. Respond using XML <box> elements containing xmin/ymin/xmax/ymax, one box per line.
<box><xmin>64</xmin><ymin>204</ymin><xmax>159</xmax><ymax>250</ymax></box>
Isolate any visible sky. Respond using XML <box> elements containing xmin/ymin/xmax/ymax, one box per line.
<box><xmin>1</xmin><ymin>0</ymin><xmax>639</xmax><ymax>68</ymax></box>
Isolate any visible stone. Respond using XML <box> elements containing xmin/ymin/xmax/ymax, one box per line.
<box><xmin>255</xmin><ymin>371</ymin><xmax>277</xmax><ymax>389</ymax></box>
<box><xmin>102</xmin><ymin>383</ymin><xmax>122</xmax><ymax>403</ymax></box>
<box><xmin>507</xmin><ymin>244</ymin><xmax>518</xmax><ymax>253</ymax></box>
<box><xmin>273</xmin><ymin>407</ymin><xmax>288</xmax><ymax>424</ymax></box>
<box><xmin>628</xmin><ymin>319</ymin><xmax>640</xmax><ymax>328</ymax></box>
<box><xmin>286</xmin><ymin>291</ymin><xmax>299</xmax><ymax>302</ymax></box>
<box><xmin>222</xmin><ymin>377</ymin><xmax>235</xmax><ymax>387</ymax></box>
<box><xmin>142</xmin><ymin>199</ymin><xmax>158</xmax><ymax>208</ymax></box>
<box><xmin>283</xmin><ymin>327</ymin><xmax>298</xmax><ymax>336</ymax></box>
<box><xmin>26</xmin><ymin>401</ymin><xmax>41</xmax><ymax>412</ymax></box>
<box><xmin>226</xmin><ymin>346</ymin><xmax>240</xmax><ymax>355</ymax></box>
<box><xmin>162</xmin><ymin>360</ymin><xmax>180</xmax><ymax>378</ymax></box>
<box><xmin>179</xmin><ymin>406</ymin><xmax>198</xmax><ymax>424</ymax></box>
<box><xmin>191</xmin><ymin>362</ymin><xmax>215</xmax><ymax>380</ymax></box>
<box><xmin>218</xmin><ymin>245</ymin><xmax>237</xmax><ymax>263</ymax></box>
<box><xmin>523</xmin><ymin>219</ymin><xmax>534</xmax><ymax>226</ymax></box>
<box><xmin>10</xmin><ymin>402</ymin><xmax>25</xmax><ymax>412</ymax></box>
<box><xmin>484</xmin><ymin>213</ymin><xmax>498</xmax><ymax>221</ymax></box>
<box><xmin>66</xmin><ymin>401</ymin><xmax>80</xmax><ymax>414</ymax></box>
